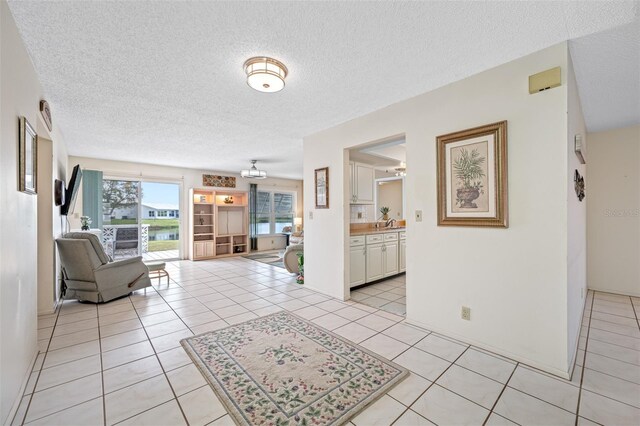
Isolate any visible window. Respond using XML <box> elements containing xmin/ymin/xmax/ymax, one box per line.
<box><xmin>158</xmin><ymin>210</ymin><xmax>167</xmax><ymax>217</ymax></box>
<box><xmin>169</xmin><ymin>210</ymin><xmax>175</xmax><ymax>217</ymax></box>
<box><xmin>149</xmin><ymin>211</ymin><xmax>155</xmax><ymax>217</ymax></box>
<box><xmin>255</xmin><ymin>190</ymin><xmax>295</xmax><ymax>235</ymax></box>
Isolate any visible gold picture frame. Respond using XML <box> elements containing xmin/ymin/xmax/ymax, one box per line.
<box><xmin>315</xmin><ymin>167</ymin><xmax>329</xmax><ymax>209</ymax></box>
<box><xmin>19</xmin><ymin>116</ymin><xmax>38</xmax><ymax>195</ymax></box>
<box><xmin>437</xmin><ymin>121</ymin><xmax>508</xmax><ymax>227</ymax></box>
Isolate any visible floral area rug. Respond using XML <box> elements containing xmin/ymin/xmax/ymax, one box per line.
<box><xmin>181</xmin><ymin>311</ymin><xmax>408</xmax><ymax>425</ymax></box>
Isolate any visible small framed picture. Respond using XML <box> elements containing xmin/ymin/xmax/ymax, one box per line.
<box><xmin>315</xmin><ymin>167</ymin><xmax>329</xmax><ymax>209</ymax></box>
<box><xmin>436</xmin><ymin>121</ymin><xmax>508</xmax><ymax>227</ymax></box>
<box><xmin>18</xmin><ymin>116</ymin><xmax>37</xmax><ymax>194</ymax></box>
<box><xmin>199</xmin><ymin>195</ymin><xmax>206</xmax><ymax>203</ymax></box>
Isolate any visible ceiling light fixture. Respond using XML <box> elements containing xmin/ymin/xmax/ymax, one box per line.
<box><xmin>243</xmin><ymin>56</ymin><xmax>288</xmax><ymax>93</ymax></box>
<box><xmin>241</xmin><ymin>160</ymin><xmax>267</xmax><ymax>179</ymax></box>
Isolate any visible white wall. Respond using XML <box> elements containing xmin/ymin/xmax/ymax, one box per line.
<box><xmin>68</xmin><ymin>156</ymin><xmax>302</xmax><ymax>255</ymax></box>
<box><xmin>304</xmin><ymin>43</ymin><xmax>582</xmax><ymax>377</ymax></box>
<box><xmin>566</xmin><ymin>52</ymin><xmax>588</xmax><ymax>368</ymax></box>
<box><xmin>0</xmin><ymin>1</ymin><xmax>68</xmax><ymax>422</ymax></box>
<box><xmin>587</xmin><ymin>124</ymin><xmax>640</xmax><ymax>296</ymax></box>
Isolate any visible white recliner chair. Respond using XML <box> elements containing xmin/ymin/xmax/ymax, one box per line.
<box><xmin>56</xmin><ymin>232</ymin><xmax>152</xmax><ymax>303</ymax></box>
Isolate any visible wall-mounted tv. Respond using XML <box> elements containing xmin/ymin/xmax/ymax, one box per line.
<box><xmin>61</xmin><ymin>165</ymin><xmax>82</xmax><ymax>216</ymax></box>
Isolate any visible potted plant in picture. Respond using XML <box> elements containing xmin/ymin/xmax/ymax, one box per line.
<box><xmin>453</xmin><ymin>148</ymin><xmax>486</xmax><ymax>208</ymax></box>
<box><xmin>80</xmin><ymin>216</ymin><xmax>92</xmax><ymax>231</ymax></box>
<box><xmin>379</xmin><ymin>206</ymin><xmax>390</xmax><ymax>220</ymax></box>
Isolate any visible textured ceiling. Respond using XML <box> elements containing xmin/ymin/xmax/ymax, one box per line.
<box><xmin>569</xmin><ymin>20</ymin><xmax>640</xmax><ymax>132</ymax></box>
<box><xmin>7</xmin><ymin>1</ymin><xmax>639</xmax><ymax>179</ymax></box>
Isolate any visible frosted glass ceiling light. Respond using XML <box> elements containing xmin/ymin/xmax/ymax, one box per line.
<box><xmin>243</xmin><ymin>57</ymin><xmax>288</xmax><ymax>93</ymax></box>
<box><xmin>241</xmin><ymin>160</ymin><xmax>267</xmax><ymax>179</ymax></box>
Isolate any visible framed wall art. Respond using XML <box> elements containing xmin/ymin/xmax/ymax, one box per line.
<box><xmin>314</xmin><ymin>167</ymin><xmax>329</xmax><ymax>209</ymax></box>
<box><xmin>437</xmin><ymin>121</ymin><xmax>508</xmax><ymax>227</ymax></box>
<box><xmin>19</xmin><ymin>116</ymin><xmax>38</xmax><ymax>195</ymax></box>
<box><xmin>203</xmin><ymin>174</ymin><xmax>236</xmax><ymax>188</ymax></box>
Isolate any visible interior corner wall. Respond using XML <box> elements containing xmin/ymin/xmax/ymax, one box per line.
<box><xmin>304</xmin><ymin>42</ymin><xmax>573</xmax><ymax>376</ymax></box>
<box><xmin>566</xmin><ymin>51</ymin><xmax>588</xmax><ymax>368</ymax></box>
<box><xmin>0</xmin><ymin>1</ymin><xmax>68</xmax><ymax>422</ymax></box>
<box><xmin>587</xmin><ymin>124</ymin><xmax>640</xmax><ymax>297</ymax></box>
<box><xmin>67</xmin><ymin>156</ymin><xmax>303</xmax><ymax>257</ymax></box>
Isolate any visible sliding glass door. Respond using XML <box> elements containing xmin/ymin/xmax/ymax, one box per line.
<box><xmin>141</xmin><ymin>182</ymin><xmax>180</xmax><ymax>260</ymax></box>
<box><xmin>98</xmin><ymin>178</ymin><xmax>180</xmax><ymax>261</ymax></box>
<box><xmin>102</xmin><ymin>179</ymin><xmax>141</xmax><ymax>259</ymax></box>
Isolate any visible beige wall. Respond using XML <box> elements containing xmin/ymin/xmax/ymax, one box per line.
<box><xmin>376</xmin><ymin>179</ymin><xmax>403</xmax><ymax>220</ymax></box>
<box><xmin>68</xmin><ymin>156</ymin><xmax>302</xmax><ymax>255</ymax></box>
<box><xmin>303</xmin><ymin>43</ymin><xmax>584</xmax><ymax>377</ymax></box>
<box><xmin>0</xmin><ymin>1</ymin><xmax>69</xmax><ymax>422</ymax></box>
<box><xmin>587</xmin><ymin>125</ymin><xmax>640</xmax><ymax>296</ymax></box>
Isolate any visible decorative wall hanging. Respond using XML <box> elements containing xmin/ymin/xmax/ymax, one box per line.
<box><xmin>203</xmin><ymin>174</ymin><xmax>236</xmax><ymax>188</ymax></box>
<box><xmin>40</xmin><ymin>100</ymin><xmax>52</xmax><ymax>131</ymax></box>
<box><xmin>437</xmin><ymin>121</ymin><xmax>508</xmax><ymax>227</ymax></box>
<box><xmin>19</xmin><ymin>116</ymin><xmax>38</xmax><ymax>194</ymax></box>
<box><xmin>574</xmin><ymin>170</ymin><xmax>585</xmax><ymax>202</ymax></box>
<box><xmin>315</xmin><ymin>167</ymin><xmax>329</xmax><ymax>209</ymax></box>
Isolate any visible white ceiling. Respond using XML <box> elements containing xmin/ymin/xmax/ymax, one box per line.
<box><xmin>7</xmin><ymin>1</ymin><xmax>639</xmax><ymax>179</ymax></box>
<box><xmin>569</xmin><ymin>19</ymin><xmax>640</xmax><ymax>132</ymax></box>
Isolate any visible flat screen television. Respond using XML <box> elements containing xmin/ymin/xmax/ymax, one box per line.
<box><xmin>61</xmin><ymin>165</ymin><xmax>82</xmax><ymax>216</ymax></box>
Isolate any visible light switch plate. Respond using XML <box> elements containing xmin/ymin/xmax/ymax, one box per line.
<box><xmin>309</xmin><ymin>211</ymin><xmax>313</xmax><ymax>220</ymax></box>
<box><xmin>415</xmin><ymin>210</ymin><xmax>423</xmax><ymax>222</ymax></box>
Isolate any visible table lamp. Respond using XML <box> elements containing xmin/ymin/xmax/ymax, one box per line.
<box><xmin>294</xmin><ymin>217</ymin><xmax>303</xmax><ymax>232</ymax></box>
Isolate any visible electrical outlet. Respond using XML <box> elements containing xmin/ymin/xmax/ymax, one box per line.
<box><xmin>309</xmin><ymin>211</ymin><xmax>314</xmax><ymax>220</ymax></box>
<box><xmin>415</xmin><ymin>210</ymin><xmax>423</xmax><ymax>222</ymax></box>
<box><xmin>581</xmin><ymin>288</ymin><xmax>584</xmax><ymax>299</ymax></box>
<box><xmin>461</xmin><ymin>306</ymin><xmax>471</xmax><ymax>321</ymax></box>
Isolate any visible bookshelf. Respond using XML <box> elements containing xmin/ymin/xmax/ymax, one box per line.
<box><xmin>189</xmin><ymin>188</ymin><xmax>249</xmax><ymax>260</ymax></box>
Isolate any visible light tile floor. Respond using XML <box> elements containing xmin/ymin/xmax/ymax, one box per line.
<box><xmin>13</xmin><ymin>257</ymin><xmax>640</xmax><ymax>425</ymax></box>
<box><xmin>351</xmin><ymin>274</ymin><xmax>406</xmax><ymax>316</ymax></box>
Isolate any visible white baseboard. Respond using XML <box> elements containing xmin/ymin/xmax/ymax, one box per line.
<box><xmin>587</xmin><ymin>286</ymin><xmax>640</xmax><ymax>298</ymax></box>
<box><xmin>404</xmin><ymin>317</ymin><xmax>572</xmax><ymax>380</ymax></box>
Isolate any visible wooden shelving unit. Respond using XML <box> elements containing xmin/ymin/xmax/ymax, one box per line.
<box><xmin>189</xmin><ymin>189</ymin><xmax>249</xmax><ymax>260</ymax></box>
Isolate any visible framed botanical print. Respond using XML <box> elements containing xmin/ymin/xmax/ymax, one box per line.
<box><xmin>315</xmin><ymin>167</ymin><xmax>329</xmax><ymax>209</ymax></box>
<box><xmin>437</xmin><ymin>121</ymin><xmax>508</xmax><ymax>227</ymax></box>
<box><xmin>19</xmin><ymin>116</ymin><xmax>38</xmax><ymax>195</ymax></box>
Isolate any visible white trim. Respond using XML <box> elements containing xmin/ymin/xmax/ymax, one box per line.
<box><xmin>404</xmin><ymin>317</ymin><xmax>572</xmax><ymax>380</ymax></box>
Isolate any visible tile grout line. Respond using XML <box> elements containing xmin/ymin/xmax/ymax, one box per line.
<box><xmin>127</xmin><ymin>295</ymin><xmax>191</xmax><ymax>425</ymax></box>
<box><xmin>389</xmin><ymin>345</ymin><xmax>472</xmax><ymax>426</ymax></box>
<box><xmin>575</xmin><ymin>291</ymin><xmax>596</xmax><ymax>425</ymax></box>
<box><xmin>482</xmin><ymin>362</ymin><xmax>520</xmax><ymax>426</ymax></box>
<box><xmin>629</xmin><ymin>294</ymin><xmax>640</xmax><ymax>331</ymax></box>
<box><xmin>17</xmin><ymin>304</ymin><xmax>71</xmax><ymax>425</ymax></box>
<box><xmin>96</xmin><ymin>299</ymin><xmax>108</xmax><ymax>426</ymax></box>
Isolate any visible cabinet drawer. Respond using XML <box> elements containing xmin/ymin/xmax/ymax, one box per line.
<box><xmin>399</xmin><ymin>231</ymin><xmax>406</xmax><ymax>240</ymax></box>
<box><xmin>384</xmin><ymin>233</ymin><xmax>398</xmax><ymax>241</ymax></box>
<box><xmin>366</xmin><ymin>234</ymin><xmax>384</xmax><ymax>244</ymax></box>
<box><xmin>350</xmin><ymin>236</ymin><xmax>365</xmax><ymax>247</ymax></box>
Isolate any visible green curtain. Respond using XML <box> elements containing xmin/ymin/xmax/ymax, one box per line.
<box><xmin>82</xmin><ymin>170</ymin><xmax>103</xmax><ymax>229</ymax></box>
<box><xmin>249</xmin><ymin>183</ymin><xmax>258</xmax><ymax>250</ymax></box>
